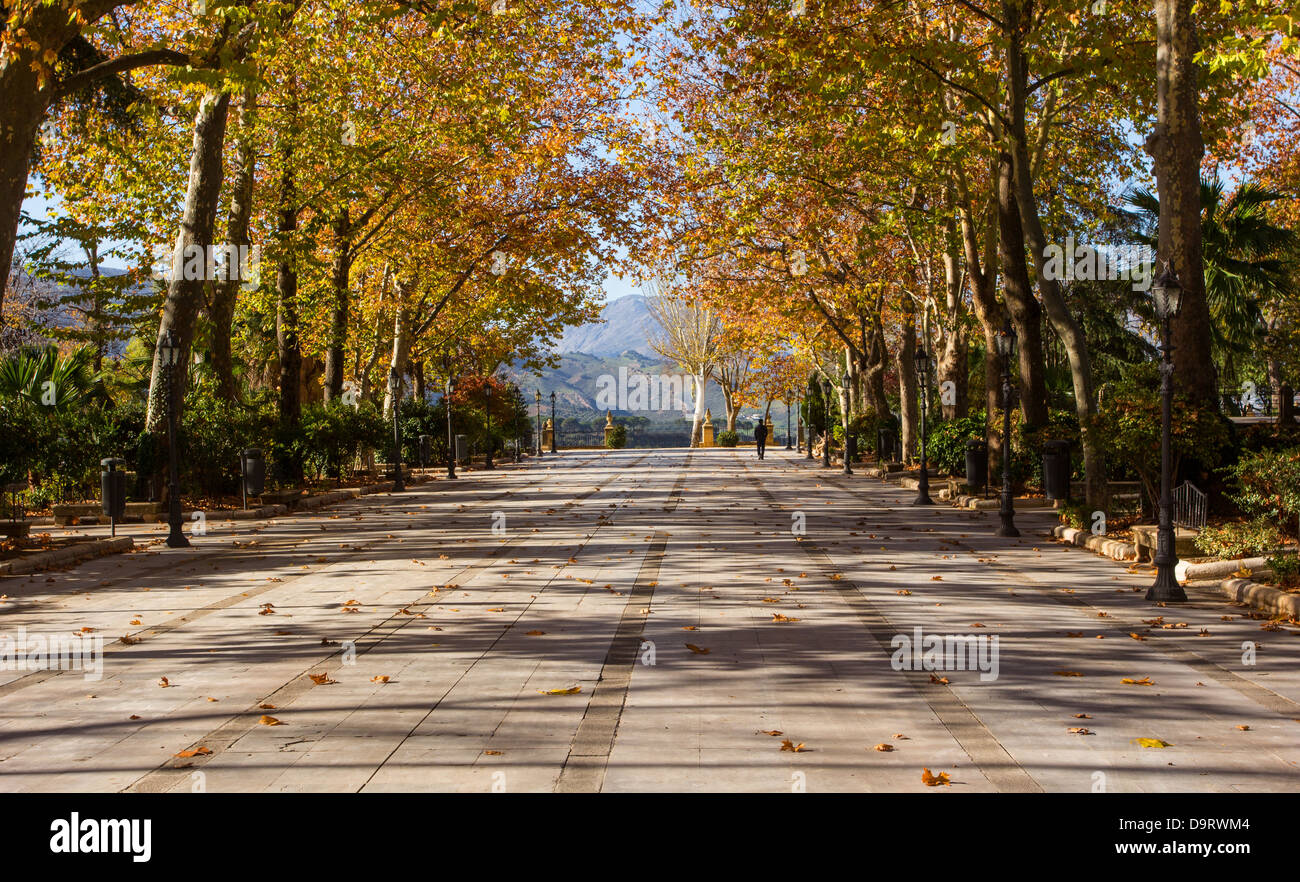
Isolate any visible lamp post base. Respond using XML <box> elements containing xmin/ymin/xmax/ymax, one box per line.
<box><xmin>1146</xmin><ymin>564</ymin><xmax>1188</xmax><ymax>602</ymax></box>
<box><xmin>995</xmin><ymin>522</ymin><xmax>1020</xmax><ymax>538</ymax></box>
<box><xmin>166</xmin><ymin>522</ymin><xmax>190</xmax><ymax>549</ymax></box>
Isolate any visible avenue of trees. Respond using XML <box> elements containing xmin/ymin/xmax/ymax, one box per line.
<box><xmin>3</xmin><ymin>1</ymin><xmax>1300</xmax><ymax>550</ymax></box>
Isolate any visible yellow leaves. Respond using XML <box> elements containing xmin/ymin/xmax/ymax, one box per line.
<box><xmin>928</xmin><ymin>674</ymin><xmax>950</xmax><ymax>685</ymax></box>
<box><xmin>780</xmin><ymin>739</ymin><xmax>806</xmax><ymax>752</ymax></box>
<box><xmin>921</xmin><ymin>768</ymin><xmax>951</xmax><ymax>787</ymax></box>
<box><xmin>175</xmin><ymin>746</ymin><xmax>212</xmax><ymax>758</ymax></box>
<box><xmin>1068</xmin><ymin>727</ymin><xmax>1093</xmax><ymax>735</ymax></box>
<box><xmin>1128</xmin><ymin>632</ymin><xmax>1146</xmax><ymax>641</ymax></box>
<box><xmin>371</xmin><ymin>675</ymin><xmax>390</xmax><ymax>684</ymax></box>
<box><xmin>538</xmin><ymin>685</ymin><xmax>581</xmax><ymax>695</ymax></box>
<box><xmin>759</xmin><ymin>730</ymin><xmax>783</xmax><ymax>736</ymax></box>
<box><xmin>761</xmin><ymin>597</ymin><xmax>780</xmax><ymax>603</ymax></box>
<box><xmin>1121</xmin><ymin>677</ymin><xmax>1154</xmax><ymax>686</ymax></box>
<box><xmin>1235</xmin><ymin>724</ymin><xmax>1251</xmax><ymax>731</ymax></box>
<box><xmin>771</xmin><ymin>613</ymin><xmax>800</xmax><ymax>623</ymax></box>
<box><xmin>872</xmin><ymin>743</ymin><xmax>894</xmax><ymax>752</ymax></box>
<box><xmin>308</xmin><ymin>673</ymin><xmax>336</xmax><ymax>685</ymax></box>
<box><xmin>896</xmin><ymin>589</ymin><xmax>911</xmax><ymax>595</ymax></box>
<box><xmin>259</xmin><ymin>715</ymin><xmax>284</xmax><ymax>726</ymax></box>
<box><xmin>1054</xmin><ymin>670</ymin><xmax>1083</xmax><ymax>677</ymax></box>
<box><xmin>158</xmin><ymin>677</ymin><xmax>172</xmax><ymax>687</ymax></box>
<box><xmin>685</xmin><ymin>643</ymin><xmax>710</xmax><ymax>654</ymax></box>
<box><xmin>1133</xmin><ymin>738</ymin><xmax>1171</xmax><ymax>748</ymax></box>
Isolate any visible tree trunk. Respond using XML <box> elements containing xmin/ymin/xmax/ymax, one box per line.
<box><xmin>689</xmin><ymin>371</ymin><xmax>709</xmax><ymax>447</ymax></box>
<box><xmin>209</xmin><ymin>88</ymin><xmax>256</xmax><ymax>403</ymax></box>
<box><xmin>1145</xmin><ymin>0</ymin><xmax>1217</xmax><ymax>407</ymax></box>
<box><xmin>996</xmin><ymin>150</ymin><xmax>1048</xmax><ymax>427</ymax></box>
<box><xmin>275</xmin><ymin>163</ymin><xmax>302</xmax><ymax>430</ymax></box>
<box><xmin>323</xmin><ymin>206</ymin><xmax>353</xmax><ymax>403</ymax></box>
<box><xmin>1004</xmin><ymin>0</ymin><xmax>1105</xmax><ymax>505</ymax></box>
<box><xmin>145</xmin><ymin>90</ymin><xmax>232</xmax><ymax>432</ymax></box>
<box><xmin>898</xmin><ymin>311</ymin><xmax>919</xmax><ymax>462</ymax></box>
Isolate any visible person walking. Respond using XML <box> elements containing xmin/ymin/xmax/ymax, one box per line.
<box><xmin>754</xmin><ymin>418</ymin><xmax>766</xmax><ymax>459</ymax></box>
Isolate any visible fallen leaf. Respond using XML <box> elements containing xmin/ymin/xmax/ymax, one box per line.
<box><xmin>308</xmin><ymin>673</ymin><xmax>336</xmax><ymax>685</ymax></box>
<box><xmin>259</xmin><ymin>715</ymin><xmax>284</xmax><ymax>726</ymax></box>
<box><xmin>175</xmin><ymin>747</ymin><xmax>212</xmax><ymax>758</ymax></box>
<box><xmin>525</xmin><ymin>629</ymin><xmax>545</xmax><ymax>636</ymax></box>
<box><xmin>1068</xmin><ymin>727</ymin><xmax>1093</xmax><ymax>735</ymax></box>
<box><xmin>1121</xmin><ymin>677</ymin><xmax>1154</xmax><ymax>686</ymax></box>
<box><xmin>929</xmin><ymin>674</ymin><xmax>950</xmax><ymax>685</ymax></box>
<box><xmin>538</xmin><ymin>686</ymin><xmax>581</xmax><ymax>695</ymax></box>
<box><xmin>921</xmin><ymin>768</ymin><xmax>951</xmax><ymax>787</ymax></box>
<box><xmin>780</xmin><ymin>739</ymin><xmax>806</xmax><ymax>752</ymax></box>
<box><xmin>873</xmin><ymin>743</ymin><xmax>895</xmax><ymax>752</ymax></box>
<box><xmin>1134</xmin><ymin>737</ymin><xmax>1171</xmax><ymax>748</ymax></box>
<box><xmin>1054</xmin><ymin>670</ymin><xmax>1084</xmax><ymax>677</ymax></box>
<box><xmin>685</xmin><ymin>643</ymin><xmax>711</xmax><ymax>654</ymax></box>
<box><xmin>371</xmin><ymin>675</ymin><xmax>390</xmax><ymax>683</ymax></box>
<box><xmin>759</xmin><ymin>730</ymin><xmax>783</xmax><ymax>736</ymax></box>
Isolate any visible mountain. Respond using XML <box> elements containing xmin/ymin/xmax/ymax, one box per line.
<box><xmin>556</xmin><ymin>294</ymin><xmax>656</xmax><ymax>357</ymax></box>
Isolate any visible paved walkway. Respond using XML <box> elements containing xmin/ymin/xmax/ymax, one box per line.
<box><xmin>1</xmin><ymin>448</ymin><xmax>1297</xmax><ymax>792</ymax></box>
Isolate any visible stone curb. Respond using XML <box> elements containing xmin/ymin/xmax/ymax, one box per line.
<box><xmin>1176</xmin><ymin>556</ymin><xmax>1271</xmax><ymax>583</ymax></box>
<box><xmin>1050</xmin><ymin>524</ymin><xmax>1138</xmax><ymax>561</ymax></box>
<box><xmin>1217</xmin><ymin>577</ymin><xmax>1300</xmax><ymax>619</ymax></box>
<box><xmin>0</xmin><ymin>536</ymin><xmax>134</xmax><ymax>576</ymax></box>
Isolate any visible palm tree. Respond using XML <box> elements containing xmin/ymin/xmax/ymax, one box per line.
<box><xmin>0</xmin><ymin>345</ymin><xmax>108</xmax><ymax>413</ymax></box>
<box><xmin>1119</xmin><ymin>181</ymin><xmax>1296</xmax><ymax>398</ymax></box>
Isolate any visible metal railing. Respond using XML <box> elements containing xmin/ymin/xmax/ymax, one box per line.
<box><xmin>1172</xmin><ymin>481</ymin><xmax>1207</xmax><ymax>531</ymax></box>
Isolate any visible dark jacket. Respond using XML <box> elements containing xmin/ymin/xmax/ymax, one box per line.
<box><xmin>754</xmin><ymin>423</ymin><xmax>766</xmax><ymax>444</ymax></box>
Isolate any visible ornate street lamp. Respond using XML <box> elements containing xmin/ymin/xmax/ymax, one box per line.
<box><xmin>821</xmin><ymin>377</ymin><xmax>832</xmax><ymax>468</ymax></box>
<box><xmin>445</xmin><ymin>373</ymin><xmax>456</xmax><ymax>479</ymax></box>
<box><xmin>785</xmin><ymin>396</ymin><xmax>794</xmax><ymax>450</ymax></box>
<box><xmin>994</xmin><ymin>322</ymin><xmax>1019</xmax><ymax>536</ymax></box>
<box><xmin>805</xmin><ymin>389</ymin><xmax>814</xmax><ymax>460</ymax></box>
<box><xmin>389</xmin><ymin>367</ymin><xmax>405</xmax><ymax>491</ymax></box>
<box><xmin>913</xmin><ymin>346</ymin><xmax>933</xmax><ymax>505</ymax></box>
<box><xmin>484</xmin><ymin>381</ymin><xmax>494</xmax><ymax>470</ymax></box>
<box><xmin>159</xmin><ymin>330</ymin><xmax>189</xmax><ymax>548</ymax></box>
<box><xmin>1148</xmin><ymin>265</ymin><xmax>1187</xmax><ymax>602</ymax></box>
<box><xmin>550</xmin><ymin>390</ymin><xmax>558</xmax><ymax>453</ymax></box>
<box><xmin>841</xmin><ymin>379</ymin><xmax>854</xmax><ymax>476</ymax></box>
<box><xmin>534</xmin><ymin>389</ymin><xmax>543</xmax><ymax>457</ymax></box>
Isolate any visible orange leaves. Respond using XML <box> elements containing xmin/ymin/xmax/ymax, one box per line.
<box><xmin>1054</xmin><ymin>670</ymin><xmax>1083</xmax><ymax>677</ymax></box>
<box><xmin>1121</xmin><ymin>677</ymin><xmax>1154</xmax><ymax>686</ymax></box>
<box><xmin>921</xmin><ymin>768</ymin><xmax>951</xmax><ymax>787</ymax></box>
<box><xmin>780</xmin><ymin>739</ymin><xmax>807</xmax><ymax>752</ymax></box>
<box><xmin>872</xmin><ymin>743</ymin><xmax>894</xmax><ymax>752</ymax></box>
<box><xmin>308</xmin><ymin>673</ymin><xmax>336</xmax><ymax>685</ymax></box>
<box><xmin>259</xmin><ymin>715</ymin><xmax>284</xmax><ymax>726</ymax></box>
<box><xmin>175</xmin><ymin>747</ymin><xmax>212</xmax><ymax>758</ymax></box>
<box><xmin>685</xmin><ymin>643</ymin><xmax>710</xmax><ymax>654</ymax></box>
<box><xmin>771</xmin><ymin>613</ymin><xmax>800</xmax><ymax>623</ymax></box>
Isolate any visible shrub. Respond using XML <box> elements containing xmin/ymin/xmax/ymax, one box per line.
<box><xmin>1093</xmin><ymin>362</ymin><xmax>1232</xmax><ymax>506</ymax></box>
<box><xmin>1194</xmin><ymin>518</ymin><xmax>1284</xmax><ymax>559</ymax></box>
<box><xmin>716</xmin><ymin>429</ymin><xmax>739</xmax><ymax>447</ymax></box>
<box><xmin>1224</xmin><ymin>447</ymin><xmax>1300</xmax><ymax>538</ymax></box>
<box><xmin>1267</xmin><ymin>553</ymin><xmax>1300</xmax><ymax>588</ymax></box>
<box><xmin>926</xmin><ymin>413</ymin><xmax>987</xmax><ymax>475</ymax></box>
<box><xmin>606</xmin><ymin>424</ymin><xmax>627</xmax><ymax>448</ymax></box>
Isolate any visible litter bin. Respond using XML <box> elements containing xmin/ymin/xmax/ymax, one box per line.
<box><xmin>1042</xmin><ymin>440</ymin><xmax>1071</xmax><ymax>500</ymax></box>
<box><xmin>241</xmin><ymin>448</ymin><xmax>266</xmax><ymax>499</ymax></box>
<box><xmin>455</xmin><ymin>434</ymin><xmax>468</xmax><ymax>465</ymax></box>
<box><xmin>877</xmin><ymin>426</ymin><xmax>897</xmax><ymax>463</ymax></box>
<box><xmin>418</xmin><ymin>434</ymin><xmax>432</xmax><ymax>468</ymax></box>
<box><xmin>100</xmin><ymin>458</ymin><xmax>126</xmax><ymax>526</ymax></box>
<box><xmin>965</xmin><ymin>439</ymin><xmax>988</xmax><ymax>493</ymax></box>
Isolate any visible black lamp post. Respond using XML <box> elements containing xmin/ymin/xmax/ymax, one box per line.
<box><xmin>484</xmin><ymin>381</ymin><xmax>494</xmax><ymax>470</ymax></box>
<box><xmin>159</xmin><ymin>330</ymin><xmax>190</xmax><ymax>548</ymax></box>
<box><xmin>513</xmin><ymin>389</ymin><xmax>522</xmax><ymax>463</ymax></box>
<box><xmin>445</xmin><ymin>374</ymin><xmax>456</xmax><ymax>479</ymax></box>
<box><xmin>821</xmin><ymin>377</ymin><xmax>832</xmax><ymax>468</ymax></box>
<box><xmin>534</xmin><ymin>389</ymin><xmax>543</xmax><ymax>457</ymax></box>
<box><xmin>1148</xmin><ymin>265</ymin><xmax>1187</xmax><ymax>602</ymax></box>
<box><xmin>913</xmin><ymin>346</ymin><xmax>933</xmax><ymax>505</ymax></box>
<box><xmin>550</xmin><ymin>390</ymin><xmax>557</xmax><ymax>453</ymax></box>
<box><xmin>389</xmin><ymin>368</ymin><xmax>405</xmax><ymax>491</ymax></box>
<box><xmin>995</xmin><ymin>322</ymin><xmax>1019</xmax><ymax>536</ymax></box>
<box><xmin>804</xmin><ymin>391</ymin><xmax>814</xmax><ymax>460</ymax></box>
<box><xmin>785</xmin><ymin>397</ymin><xmax>793</xmax><ymax>450</ymax></box>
